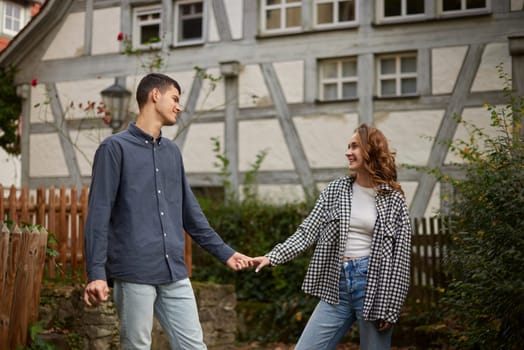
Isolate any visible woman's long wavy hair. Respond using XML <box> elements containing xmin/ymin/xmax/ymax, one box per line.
<box><xmin>354</xmin><ymin>123</ymin><xmax>403</xmax><ymax>195</ymax></box>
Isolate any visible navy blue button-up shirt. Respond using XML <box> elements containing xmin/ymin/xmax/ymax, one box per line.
<box><xmin>85</xmin><ymin>123</ymin><xmax>235</xmax><ymax>284</ymax></box>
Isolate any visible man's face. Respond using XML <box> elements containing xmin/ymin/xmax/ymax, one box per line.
<box><xmin>154</xmin><ymin>85</ymin><xmax>182</xmax><ymax>126</ymax></box>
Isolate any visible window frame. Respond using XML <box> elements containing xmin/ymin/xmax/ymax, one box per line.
<box><xmin>318</xmin><ymin>57</ymin><xmax>358</xmax><ymax>101</ymax></box>
<box><xmin>376</xmin><ymin>53</ymin><xmax>418</xmax><ymax>98</ymax></box>
<box><xmin>375</xmin><ymin>0</ymin><xmax>427</xmax><ymax>24</ymax></box>
<box><xmin>173</xmin><ymin>0</ymin><xmax>207</xmax><ymax>46</ymax></box>
<box><xmin>3</xmin><ymin>2</ymin><xmax>25</xmax><ymax>36</ymax></box>
<box><xmin>437</xmin><ymin>0</ymin><xmax>491</xmax><ymax>17</ymax></box>
<box><xmin>313</xmin><ymin>0</ymin><xmax>359</xmax><ymax>29</ymax></box>
<box><xmin>132</xmin><ymin>4</ymin><xmax>163</xmax><ymax>50</ymax></box>
<box><xmin>260</xmin><ymin>0</ymin><xmax>303</xmax><ymax>35</ymax></box>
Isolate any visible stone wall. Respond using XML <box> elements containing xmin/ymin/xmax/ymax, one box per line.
<box><xmin>37</xmin><ymin>282</ymin><xmax>237</xmax><ymax>350</ymax></box>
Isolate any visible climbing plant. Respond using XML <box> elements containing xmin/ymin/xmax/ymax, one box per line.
<box><xmin>0</xmin><ymin>66</ymin><xmax>22</xmax><ymax>155</ymax></box>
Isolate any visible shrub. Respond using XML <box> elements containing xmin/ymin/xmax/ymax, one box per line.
<box><xmin>440</xmin><ymin>65</ymin><xmax>524</xmax><ymax>349</ymax></box>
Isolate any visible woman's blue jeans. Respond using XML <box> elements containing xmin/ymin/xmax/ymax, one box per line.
<box><xmin>295</xmin><ymin>256</ymin><xmax>392</xmax><ymax>350</ymax></box>
<box><xmin>113</xmin><ymin>278</ymin><xmax>207</xmax><ymax>350</ymax></box>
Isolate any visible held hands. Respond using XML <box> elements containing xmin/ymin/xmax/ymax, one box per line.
<box><xmin>83</xmin><ymin>279</ymin><xmax>109</xmax><ymax>307</ymax></box>
<box><xmin>226</xmin><ymin>253</ymin><xmax>270</xmax><ymax>272</ymax></box>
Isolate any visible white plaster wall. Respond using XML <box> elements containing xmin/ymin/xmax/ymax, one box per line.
<box><xmin>432</xmin><ymin>46</ymin><xmax>467</xmax><ymax>95</ymax></box>
<box><xmin>250</xmin><ymin>184</ymin><xmax>306</xmax><ymax>204</ymax></box>
<box><xmin>68</xmin><ymin>128</ymin><xmax>112</xmax><ymax>176</ymax></box>
<box><xmin>0</xmin><ymin>151</ymin><xmax>21</xmax><ymax>187</ymax></box>
<box><xmin>374</xmin><ymin>110</ymin><xmax>445</xmax><ymax>166</ymax></box>
<box><xmin>511</xmin><ymin>0</ymin><xmax>524</xmax><ymax>11</ymax></box>
<box><xmin>294</xmin><ymin>113</ymin><xmax>358</xmax><ymax>168</ymax></box>
<box><xmin>92</xmin><ymin>7</ymin><xmax>121</xmax><ymax>55</ymax></box>
<box><xmin>402</xmin><ymin>181</ymin><xmax>441</xmax><ymax>218</ymax></box>
<box><xmin>274</xmin><ymin>61</ymin><xmax>304</xmax><ymax>104</ymax></box>
<box><xmin>445</xmin><ymin>106</ymin><xmax>503</xmax><ymax>164</ymax></box>
<box><xmin>30</xmin><ymin>84</ymin><xmax>53</xmax><ymax>124</ymax></box>
<box><xmin>208</xmin><ymin>3</ymin><xmax>220</xmax><ymax>42</ymax></box>
<box><xmin>238</xmin><ymin>64</ymin><xmax>272</xmax><ymax>108</ymax></box>
<box><xmin>471</xmin><ymin>43</ymin><xmax>511</xmax><ymax>92</ymax></box>
<box><xmin>196</xmin><ymin>68</ymin><xmax>225</xmax><ymax>110</ymax></box>
<box><xmin>43</xmin><ymin>12</ymin><xmax>85</xmax><ymax>60</ymax></box>
<box><xmin>182</xmin><ymin>122</ymin><xmax>224</xmax><ymax>172</ymax></box>
<box><xmin>56</xmin><ymin>78</ymin><xmax>114</xmax><ymax>120</ymax></box>
<box><xmin>238</xmin><ymin>119</ymin><xmax>294</xmax><ymax>171</ymax></box>
<box><xmin>224</xmin><ymin>0</ymin><xmax>243</xmax><ymax>40</ymax></box>
<box><xmin>29</xmin><ymin>134</ymin><xmax>69</xmax><ymax>177</ymax></box>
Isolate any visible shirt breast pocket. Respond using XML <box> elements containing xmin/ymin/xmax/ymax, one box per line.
<box><xmin>319</xmin><ymin>208</ymin><xmax>340</xmax><ymax>243</ymax></box>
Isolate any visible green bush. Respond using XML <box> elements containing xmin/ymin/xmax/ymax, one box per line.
<box><xmin>439</xmin><ymin>66</ymin><xmax>524</xmax><ymax>349</ymax></box>
<box><xmin>192</xmin><ymin>200</ymin><xmax>318</xmax><ymax>342</ymax></box>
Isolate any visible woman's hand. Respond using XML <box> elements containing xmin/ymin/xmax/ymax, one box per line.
<box><xmin>251</xmin><ymin>256</ymin><xmax>270</xmax><ymax>272</ymax></box>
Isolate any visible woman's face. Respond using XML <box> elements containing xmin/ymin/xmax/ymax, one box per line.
<box><xmin>345</xmin><ymin>132</ymin><xmax>365</xmax><ymax>172</ymax></box>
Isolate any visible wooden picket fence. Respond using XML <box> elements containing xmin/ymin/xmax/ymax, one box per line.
<box><xmin>409</xmin><ymin>216</ymin><xmax>451</xmax><ymax>309</ymax></box>
<box><xmin>0</xmin><ymin>223</ymin><xmax>48</xmax><ymax>349</ymax></box>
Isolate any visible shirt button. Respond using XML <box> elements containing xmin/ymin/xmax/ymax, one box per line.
<box><xmin>160</xmin><ymin>212</ymin><xmax>164</xmax><ymax>215</ymax></box>
<box><xmin>158</xmin><ymin>190</ymin><xmax>161</xmax><ymax>194</ymax></box>
<box><xmin>145</xmin><ymin>140</ymin><xmax>149</xmax><ymax>144</ymax></box>
<box><xmin>156</xmin><ymin>168</ymin><xmax>159</xmax><ymax>172</ymax></box>
<box><xmin>165</xmin><ymin>254</ymin><xmax>169</xmax><ymax>258</ymax></box>
<box><xmin>164</xmin><ymin>233</ymin><xmax>167</xmax><ymax>237</ymax></box>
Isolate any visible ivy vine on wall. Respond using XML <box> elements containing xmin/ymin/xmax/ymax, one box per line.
<box><xmin>0</xmin><ymin>66</ymin><xmax>22</xmax><ymax>155</ymax></box>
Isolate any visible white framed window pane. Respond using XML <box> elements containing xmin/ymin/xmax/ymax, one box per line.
<box><xmin>443</xmin><ymin>0</ymin><xmax>462</xmax><ymax>11</ymax></box>
<box><xmin>141</xmin><ymin>24</ymin><xmax>160</xmax><ymax>44</ymax></box>
<box><xmin>342</xmin><ymin>82</ymin><xmax>357</xmax><ymax>98</ymax></box>
<box><xmin>339</xmin><ymin>1</ymin><xmax>355</xmax><ymax>21</ymax></box>
<box><xmin>381</xmin><ymin>79</ymin><xmax>396</xmax><ymax>96</ymax></box>
<box><xmin>380</xmin><ymin>58</ymin><xmax>396</xmax><ymax>74</ymax></box>
<box><xmin>286</xmin><ymin>7</ymin><xmax>301</xmax><ymax>27</ymax></box>
<box><xmin>407</xmin><ymin>0</ymin><xmax>425</xmax><ymax>14</ymax></box>
<box><xmin>182</xmin><ymin>18</ymin><xmax>202</xmax><ymax>39</ymax></box>
<box><xmin>342</xmin><ymin>60</ymin><xmax>357</xmax><ymax>77</ymax></box>
<box><xmin>401</xmin><ymin>57</ymin><xmax>417</xmax><ymax>73</ymax></box>
<box><xmin>401</xmin><ymin>78</ymin><xmax>417</xmax><ymax>94</ymax></box>
<box><xmin>5</xmin><ymin>18</ymin><xmax>12</xmax><ymax>30</ymax></box>
<box><xmin>323</xmin><ymin>62</ymin><xmax>338</xmax><ymax>78</ymax></box>
<box><xmin>266</xmin><ymin>9</ymin><xmax>281</xmax><ymax>29</ymax></box>
<box><xmin>385</xmin><ymin>0</ymin><xmax>402</xmax><ymax>17</ymax></box>
<box><xmin>267</xmin><ymin>0</ymin><xmax>282</xmax><ymax>5</ymax></box>
<box><xmin>317</xmin><ymin>3</ymin><xmax>334</xmax><ymax>24</ymax></box>
<box><xmin>467</xmin><ymin>0</ymin><xmax>486</xmax><ymax>9</ymax></box>
<box><xmin>323</xmin><ymin>84</ymin><xmax>338</xmax><ymax>100</ymax></box>
<box><xmin>288</xmin><ymin>0</ymin><xmax>301</xmax><ymax>3</ymax></box>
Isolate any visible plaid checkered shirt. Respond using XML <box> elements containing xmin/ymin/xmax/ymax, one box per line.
<box><xmin>266</xmin><ymin>176</ymin><xmax>412</xmax><ymax>323</ymax></box>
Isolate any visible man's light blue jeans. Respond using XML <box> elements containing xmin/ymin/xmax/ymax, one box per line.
<box><xmin>295</xmin><ymin>256</ymin><xmax>392</xmax><ymax>350</ymax></box>
<box><xmin>113</xmin><ymin>278</ymin><xmax>207</xmax><ymax>350</ymax></box>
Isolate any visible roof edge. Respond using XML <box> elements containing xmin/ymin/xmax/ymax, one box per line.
<box><xmin>0</xmin><ymin>0</ymin><xmax>75</xmax><ymax>69</ymax></box>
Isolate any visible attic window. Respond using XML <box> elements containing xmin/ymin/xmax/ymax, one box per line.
<box><xmin>3</xmin><ymin>2</ymin><xmax>25</xmax><ymax>35</ymax></box>
<box><xmin>133</xmin><ymin>5</ymin><xmax>163</xmax><ymax>49</ymax></box>
<box><xmin>174</xmin><ymin>0</ymin><xmax>205</xmax><ymax>46</ymax></box>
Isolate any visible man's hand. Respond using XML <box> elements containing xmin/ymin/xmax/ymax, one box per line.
<box><xmin>377</xmin><ymin>320</ymin><xmax>392</xmax><ymax>332</ymax></box>
<box><xmin>83</xmin><ymin>279</ymin><xmax>109</xmax><ymax>307</ymax></box>
<box><xmin>251</xmin><ymin>256</ymin><xmax>270</xmax><ymax>273</ymax></box>
<box><xmin>226</xmin><ymin>252</ymin><xmax>255</xmax><ymax>271</ymax></box>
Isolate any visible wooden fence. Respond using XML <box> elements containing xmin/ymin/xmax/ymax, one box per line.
<box><xmin>409</xmin><ymin>216</ymin><xmax>451</xmax><ymax>309</ymax></box>
<box><xmin>0</xmin><ymin>223</ymin><xmax>48</xmax><ymax>349</ymax></box>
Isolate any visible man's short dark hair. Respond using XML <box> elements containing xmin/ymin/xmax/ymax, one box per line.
<box><xmin>136</xmin><ymin>73</ymin><xmax>181</xmax><ymax>110</ymax></box>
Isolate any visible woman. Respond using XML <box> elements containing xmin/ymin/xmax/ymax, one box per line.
<box><xmin>252</xmin><ymin>124</ymin><xmax>412</xmax><ymax>349</ymax></box>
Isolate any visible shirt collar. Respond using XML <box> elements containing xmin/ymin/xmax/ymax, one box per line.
<box><xmin>127</xmin><ymin>122</ymin><xmax>163</xmax><ymax>144</ymax></box>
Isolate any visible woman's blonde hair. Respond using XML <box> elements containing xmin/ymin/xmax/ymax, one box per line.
<box><xmin>354</xmin><ymin>123</ymin><xmax>403</xmax><ymax>195</ymax></box>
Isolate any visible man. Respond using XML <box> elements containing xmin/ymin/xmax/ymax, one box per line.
<box><xmin>83</xmin><ymin>73</ymin><xmax>251</xmax><ymax>349</ymax></box>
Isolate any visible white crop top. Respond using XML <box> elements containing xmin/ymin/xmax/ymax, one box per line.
<box><xmin>344</xmin><ymin>182</ymin><xmax>377</xmax><ymax>257</ymax></box>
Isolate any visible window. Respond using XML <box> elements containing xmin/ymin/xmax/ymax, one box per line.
<box><xmin>377</xmin><ymin>53</ymin><xmax>417</xmax><ymax>97</ymax></box>
<box><xmin>314</xmin><ymin>0</ymin><xmax>357</xmax><ymax>27</ymax></box>
<box><xmin>174</xmin><ymin>0</ymin><xmax>205</xmax><ymax>45</ymax></box>
<box><xmin>439</xmin><ymin>0</ymin><xmax>489</xmax><ymax>14</ymax></box>
<box><xmin>319</xmin><ymin>58</ymin><xmax>357</xmax><ymax>101</ymax></box>
<box><xmin>261</xmin><ymin>0</ymin><xmax>302</xmax><ymax>33</ymax></box>
<box><xmin>380</xmin><ymin>0</ymin><xmax>425</xmax><ymax>19</ymax></box>
<box><xmin>3</xmin><ymin>2</ymin><xmax>24</xmax><ymax>35</ymax></box>
<box><xmin>133</xmin><ymin>5</ymin><xmax>162</xmax><ymax>49</ymax></box>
